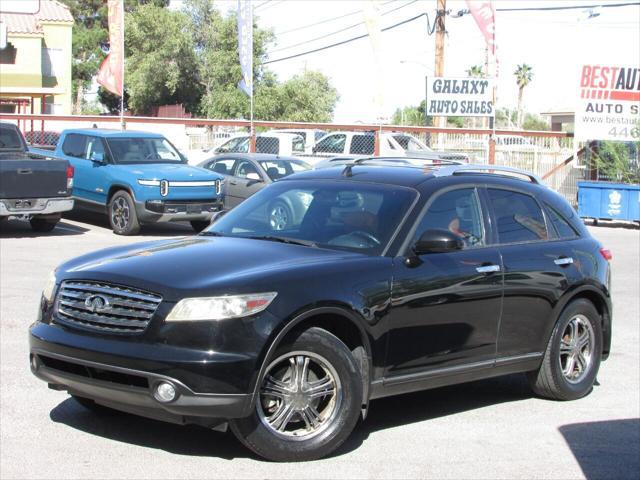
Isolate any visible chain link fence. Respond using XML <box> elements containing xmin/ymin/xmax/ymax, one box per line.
<box><xmin>2</xmin><ymin>113</ymin><xmax>585</xmax><ymax>204</ymax></box>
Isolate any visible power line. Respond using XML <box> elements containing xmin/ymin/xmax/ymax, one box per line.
<box><xmin>495</xmin><ymin>1</ymin><xmax>639</xmax><ymax>12</ymax></box>
<box><xmin>265</xmin><ymin>12</ymin><xmax>435</xmax><ymax>65</ymax></box>
<box><xmin>274</xmin><ymin>0</ymin><xmax>396</xmax><ymax>36</ymax></box>
<box><xmin>269</xmin><ymin>0</ymin><xmax>419</xmax><ymax>54</ymax></box>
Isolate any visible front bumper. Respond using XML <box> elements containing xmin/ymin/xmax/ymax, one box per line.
<box><xmin>135</xmin><ymin>199</ymin><xmax>223</xmax><ymax>223</ymax></box>
<box><xmin>0</xmin><ymin>198</ymin><xmax>74</xmax><ymax>217</ymax></box>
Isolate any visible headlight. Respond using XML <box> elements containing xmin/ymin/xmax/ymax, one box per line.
<box><xmin>138</xmin><ymin>179</ymin><xmax>160</xmax><ymax>186</ymax></box>
<box><xmin>42</xmin><ymin>270</ymin><xmax>57</xmax><ymax>303</ymax></box>
<box><xmin>166</xmin><ymin>292</ymin><xmax>277</xmax><ymax>321</ymax></box>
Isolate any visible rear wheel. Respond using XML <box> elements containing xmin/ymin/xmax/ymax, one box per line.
<box><xmin>230</xmin><ymin>327</ymin><xmax>363</xmax><ymax>462</ymax></box>
<box><xmin>528</xmin><ymin>299</ymin><xmax>602</xmax><ymax>400</ymax></box>
<box><xmin>108</xmin><ymin>190</ymin><xmax>140</xmax><ymax>235</ymax></box>
<box><xmin>30</xmin><ymin>215</ymin><xmax>60</xmax><ymax>232</ymax></box>
<box><xmin>190</xmin><ymin>220</ymin><xmax>210</xmax><ymax>232</ymax></box>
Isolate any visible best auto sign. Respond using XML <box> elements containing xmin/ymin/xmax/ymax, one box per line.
<box><xmin>426</xmin><ymin>77</ymin><xmax>495</xmax><ymax>117</ymax></box>
<box><xmin>575</xmin><ymin>65</ymin><xmax>640</xmax><ymax>141</ymax></box>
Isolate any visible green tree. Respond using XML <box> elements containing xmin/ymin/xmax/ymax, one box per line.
<box><xmin>514</xmin><ymin>64</ymin><xmax>533</xmax><ymax>128</ymax></box>
<box><xmin>521</xmin><ymin>113</ymin><xmax>549</xmax><ymax>131</ymax></box>
<box><xmin>391</xmin><ymin>100</ymin><xmax>431</xmax><ymax>126</ymax></box>
<box><xmin>125</xmin><ymin>4</ymin><xmax>200</xmax><ymax>114</ymax></box>
<box><xmin>495</xmin><ymin>108</ymin><xmax>518</xmax><ymax>129</ymax></box>
<box><xmin>272</xmin><ymin>71</ymin><xmax>339</xmax><ymax>122</ymax></box>
<box><xmin>466</xmin><ymin>64</ymin><xmax>485</xmax><ymax>78</ymax></box>
<box><xmin>589</xmin><ymin>141</ymin><xmax>640</xmax><ymax>184</ymax></box>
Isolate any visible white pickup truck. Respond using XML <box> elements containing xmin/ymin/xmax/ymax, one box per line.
<box><xmin>309</xmin><ymin>131</ymin><xmax>469</xmax><ymax>163</ymax></box>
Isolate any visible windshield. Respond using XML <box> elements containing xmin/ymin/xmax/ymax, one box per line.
<box><xmin>217</xmin><ymin>136</ymin><xmax>249</xmax><ymax>153</ymax></box>
<box><xmin>106</xmin><ymin>137</ymin><xmax>183</xmax><ymax>164</ymax></box>
<box><xmin>259</xmin><ymin>159</ymin><xmax>310</xmax><ymax>180</ymax></box>
<box><xmin>205</xmin><ymin>180</ymin><xmax>416</xmax><ymax>255</ymax></box>
<box><xmin>392</xmin><ymin>135</ymin><xmax>430</xmax><ymax>151</ymax></box>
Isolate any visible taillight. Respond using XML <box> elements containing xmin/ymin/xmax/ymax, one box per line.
<box><xmin>599</xmin><ymin>248</ymin><xmax>612</xmax><ymax>261</ymax></box>
<box><xmin>66</xmin><ymin>165</ymin><xmax>74</xmax><ymax>189</ymax></box>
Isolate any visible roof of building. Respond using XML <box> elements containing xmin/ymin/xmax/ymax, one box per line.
<box><xmin>0</xmin><ymin>1</ymin><xmax>73</xmax><ymax>36</ymax></box>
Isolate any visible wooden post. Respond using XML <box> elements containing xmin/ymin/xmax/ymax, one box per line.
<box><xmin>374</xmin><ymin>129</ymin><xmax>380</xmax><ymax>156</ymax></box>
<box><xmin>249</xmin><ymin>126</ymin><xmax>256</xmax><ymax>153</ymax></box>
<box><xmin>433</xmin><ymin>0</ymin><xmax>447</xmax><ymax>142</ymax></box>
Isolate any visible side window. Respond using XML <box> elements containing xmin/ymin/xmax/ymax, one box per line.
<box><xmin>61</xmin><ymin>134</ymin><xmax>88</xmax><ymax>159</ymax></box>
<box><xmin>414</xmin><ymin>188</ymin><xmax>485</xmax><ymax>248</ymax></box>
<box><xmin>314</xmin><ymin>134</ymin><xmax>346</xmax><ymax>153</ymax></box>
<box><xmin>349</xmin><ymin>135</ymin><xmax>374</xmax><ymax>155</ymax></box>
<box><xmin>488</xmin><ymin>188</ymin><xmax>549</xmax><ymax>244</ymax></box>
<box><xmin>209</xmin><ymin>158</ymin><xmax>236</xmax><ymax>176</ymax></box>
<box><xmin>235</xmin><ymin>160</ymin><xmax>260</xmax><ymax>179</ymax></box>
<box><xmin>85</xmin><ymin>136</ymin><xmax>106</xmax><ymax>161</ymax></box>
<box><xmin>256</xmin><ymin>137</ymin><xmax>279</xmax><ymax>154</ymax></box>
<box><xmin>545</xmin><ymin>203</ymin><xmax>580</xmax><ymax>239</ymax></box>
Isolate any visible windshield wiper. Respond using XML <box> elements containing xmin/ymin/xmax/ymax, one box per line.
<box><xmin>245</xmin><ymin>235</ymin><xmax>318</xmax><ymax>248</ymax></box>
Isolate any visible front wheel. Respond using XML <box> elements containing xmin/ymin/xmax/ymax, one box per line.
<box><xmin>230</xmin><ymin>327</ymin><xmax>363</xmax><ymax>462</ymax></box>
<box><xmin>528</xmin><ymin>299</ymin><xmax>603</xmax><ymax>400</ymax></box>
<box><xmin>108</xmin><ymin>190</ymin><xmax>140</xmax><ymax>235</ymax></box>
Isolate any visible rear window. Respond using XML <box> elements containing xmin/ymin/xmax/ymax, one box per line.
<box><xmin>488</xmin><ymin>188</ymin><xmax>548</xmax><ymax>243</ymax></box>
<box><xmin>0</xmin><ymin>126</ymin><xmax>25</xmax><ymax>150</ymax></box>
<box><xmin>61</xmin><ymin>134</ymin><xmax>88</xmax><ymax>158</ymax></box>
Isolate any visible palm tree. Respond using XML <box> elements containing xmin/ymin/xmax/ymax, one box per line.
<box><xmin>466</xmin><ymin>65</ymin><xmax>485</xmax><ymax>78</ymax></box>
<box><xmin>514</xmin><ymin>64</ymin><xmax>533</xmax><ymax>128</ymax></box>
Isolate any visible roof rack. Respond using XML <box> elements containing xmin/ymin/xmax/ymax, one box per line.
<box><xmin>352</xmin><ymin>156</ymin><xmax>465</xmax><ymax>166</ymax></box>
<box><xmin>431</xmin><ymin>164</ymin><xmax>543</xmax><ymax>184</ymax></box>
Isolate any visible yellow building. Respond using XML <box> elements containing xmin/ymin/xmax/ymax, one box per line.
<box><xmin>0</xmin><ymin>0</ymin><xmax>73</xmax><ymax>115</ymax></box>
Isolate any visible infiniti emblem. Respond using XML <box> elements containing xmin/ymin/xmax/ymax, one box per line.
<box><xmin>84</xmin><ymin>294</ymin><xmax>110</xmax><ymax>313</ymax></box>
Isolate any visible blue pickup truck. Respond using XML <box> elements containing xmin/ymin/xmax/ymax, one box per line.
<box><xmin>33</xmin><ymin>129</ymin><xmax>224</xmax><ymax>235</ymax></box>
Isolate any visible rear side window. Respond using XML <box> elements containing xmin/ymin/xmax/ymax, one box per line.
<box><xmin>61</xmin><ymin>134</ymin><xmax>88</xmax><ymax>158</ymax></box>
<box><xmin>349</xmin><ymin>135</ymin><xmax>374</xmax><ymax>155</ymax></box>
<box><xmin>488</xmin><ymin>188</ymin><xmax>548</xmax><ymax>243</ymax></box>
<box><xmin>545</xmin><ymin>203</ymin><xmax>580</xmax><ymax>239</ymax></box>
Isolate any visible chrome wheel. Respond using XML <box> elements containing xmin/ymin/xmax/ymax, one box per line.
<box><xmin>269</xmin><ymin>204</ymin><xmax>289</xmax><ymax>231</ymax></box>
<box><xmin>559</xmin><ymin>314</ymin><xmax>595</xmax><ymax>384</ymax></box>
<box><xmin>111</xmin><ymin>197</ymin><xmax>130</xmax><ymax>230</ymax></box>
<box><xmin>257</xmin><ymin>351</ymin><xmax>342</xmax><ymax>440</ymax></box>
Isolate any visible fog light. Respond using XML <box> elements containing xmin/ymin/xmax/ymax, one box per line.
<box><xmin>154</xmin><ymin>382</ymin><xmax>177</xmax><ymax>403</ymax></box>
<box><xmin>30</xmin><ymin>355</ymin><xmax>38</xmax><ymax>370</ymax></box>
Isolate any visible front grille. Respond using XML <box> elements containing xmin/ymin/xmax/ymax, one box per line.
<box><xmin>54</xmin><ymin>281</ymin><xmax>162</xmax><ymax>334</ymax></box>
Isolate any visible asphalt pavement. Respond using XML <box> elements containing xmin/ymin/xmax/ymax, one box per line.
<box><xmin>1</xmin><ymin>214</ymin><xmax>638</xmax><ymax>479</ymax></box>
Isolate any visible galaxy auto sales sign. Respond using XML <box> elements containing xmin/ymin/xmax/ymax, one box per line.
<box><xmin>575</xmin><ymin>65</ymin><xmax>640</xmax><ymax>141</ymax></box>
<box><xmin>426</xmin><ymin>77</ymin><xmax>495</xmax><ymax>117</ymax></box>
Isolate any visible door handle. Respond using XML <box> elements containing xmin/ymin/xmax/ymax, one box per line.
<box><xmin>476</xmin><ymin>264</ymin><xmax>501</xmax><ymax>274</ymax></box>
<box><xmin>17</xmin><ymin>168</ymin><xmax>32</xmax><ymax>174</ymax></box>
<box><xmin>229</xmin><ymin>181</ymin><xmax>237</xmax><ymax>185</ymax></box>
<box><xmin>554</xmin><ymin>256</ymin><xmax>574</xmax><ymax>266</ymax></box>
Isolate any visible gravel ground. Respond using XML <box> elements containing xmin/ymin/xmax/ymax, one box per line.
<box><xmin>1</xmin><ymin>215</ymin><xmax>638</xmax><ymax>480</ymax></box>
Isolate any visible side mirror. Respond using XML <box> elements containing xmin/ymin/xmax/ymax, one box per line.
<box><xmin>90</xmin><ymin>151</ymin><xmax>105</xmax><ymax>163</ymax></box>
<box><xmin>413</xmin><ymin>229</ymin><xmax>464</xmax><ymax>255</ymax></box>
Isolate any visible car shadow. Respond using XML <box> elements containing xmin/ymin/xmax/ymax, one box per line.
<box><xmin>50</xmin><ymin>374</ymin><xmax>533</xmax><ymax>461</ymax></box>
<box><xmin>63</xmin><ymin>211</ymin><xmax>197</xmax><ymax>237</ymax></box>
<box><xmin>0</xmin><ymin>219</ymin><xmax>89</xmax><ymax>238</ymax></box>
<box><xmin>559</xmin><ymin>418</ymin><xmax>640</xmax><ymax>480</ymax></box>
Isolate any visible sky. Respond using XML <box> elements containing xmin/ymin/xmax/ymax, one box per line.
<box><xmin>170</xmin><ymin>0</ymin><xmax>640</xmax><ymax>123</ymax></box>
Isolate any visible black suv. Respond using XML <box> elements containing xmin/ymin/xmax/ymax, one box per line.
<box><xmin>29</xmin><ymin>163</ymin><xmax>612</xmax><ymax>462</ymax></box>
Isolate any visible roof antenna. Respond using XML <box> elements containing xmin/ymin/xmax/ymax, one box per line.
<box><xmin>342</xmin><ymin>164</ymin><xmax>353</xmax><ymax>177</ymax></box>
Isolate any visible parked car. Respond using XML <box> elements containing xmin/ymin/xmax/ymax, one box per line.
<box><xmin>30</xmin><ymin>163</ymin><xmax>612</xmax><ymax>462</ymax></box>
<box><xmin>198</xmin><ymin>153</ymin><xmax>311</xmax><ymax>211</ymax></box>
<box><xmin>0</xmin><ymin>122</ymin><xmax>74</xmax><ymax>232</ymax></box>
<box><xmin>30</xmin><ymin>129</ymin><xmax>224</xmax><ymax>235</ymax></box>
<box><xmin>213</xmin><ymin>133</ymin><xmax>305</xmax><ymax>156</ymax></box>
<box><xmin>268</xmin><ymin>129</ymin><xmax>327</xmax><ymax>154</ymax></box>
<box><xmin>312</xmin><ymin>131</ymin><xmax>469</xmax><ymax>162</ymax></box>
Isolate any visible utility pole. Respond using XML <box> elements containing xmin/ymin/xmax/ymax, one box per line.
<box><xmin>433</xmin><ymin>0</ymin><xmax>446</xmax><ymax>142</ymax></box>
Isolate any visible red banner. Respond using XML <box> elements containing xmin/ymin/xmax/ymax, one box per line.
<box><xmin>97</xmin><ymin>0</ymin><xmax>124</xmax><ymax>96</ymax></box>
<box><xmin>466</xmin><ymin>1</ymin><xmax>496</xmax><ymax>57</ymax></box>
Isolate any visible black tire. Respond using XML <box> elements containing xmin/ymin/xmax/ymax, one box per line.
<box><xmin>268</xmin><ymin>200</ymin><xmax>293</xmax><ymax>231</ymax></box>
<box><xmin>72</xmin><ymin>395</ymin><xmax>120</xmax><ymax>415</ymax></box>
<box><xmin>190</xmin><ymin>220</ymin><xmax>210</xmax><ymax>232</ymax></box>
<box><xmin>528</xmin><ymin>299</ymin><xmax>603</xmax><ymax>401</ymax></box>
<box><xmin>108</xmin><ymin>190</ymin><xmax>140</xmax><ymax>235</ymax></box>
<box><xmin>29</xmin><ymin>216</ymin><xmax>59</xmax><ymax>232</ymax></box>
<box><xmin>230</xmin><ymin>327</ymin><xmax>363</xmax><ymax>462</ymax></box>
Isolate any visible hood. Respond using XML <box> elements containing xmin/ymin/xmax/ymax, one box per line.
<box><xmin>117</xmin><ymin>163</ymin><xmax>221</xmax><ymax>182</ymax></box>
<box><xmin>59</xmin><ymin>236</ymin><xmax>361</xmax><ymax>301</ymax></box>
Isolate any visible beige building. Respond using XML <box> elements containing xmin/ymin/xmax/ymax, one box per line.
<box><xmin>0</xmin><ymin>0</ymin><xmax>73</xmax><ymax>115</ymax></box>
